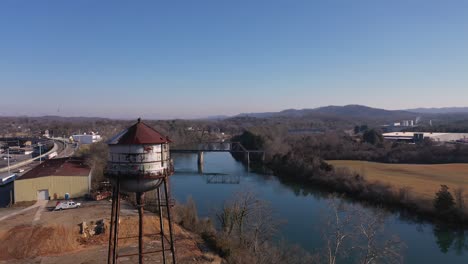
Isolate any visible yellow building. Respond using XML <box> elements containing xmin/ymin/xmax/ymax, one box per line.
<box><xmin>14</xmin><ymin>158</ymin><xmax>91</xmax><ymax>202</ymax></box>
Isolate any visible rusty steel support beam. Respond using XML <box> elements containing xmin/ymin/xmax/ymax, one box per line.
<box><xmin>112</xmin><ymin>179</ymin><xmax>121</xmax><ymax>264</ymax></box>
<box><xmin>107</xmin><ymin>176</ymin><xmax>176</xmax><ymax>264</ymax></box>
<box><xmin>136</xmin><ymin>192</ymin><xmax>145</xmax><ymax>264</ymax></box>
<box><xmin>107</xmin><ymin>185</ymin><xmax>117</xmax><ymax>264</ymax></box>
<box><xmin>157</xmin><ymin>187</ymin><xmax>167</xmax><ymax>263</ymax></box>
<box><xmin>118</xmin><ymin>249</ymin><xmax>167</xmax><ymax>258</ymax></box>
<box><xmin>163</xmin><ymin>177</ymin><xmax>177</xmax><ymax>264</ymax></box>
<box><xmin>118</xmin><ymin>233</ymin><xmax>160</xmax><ymax>240</ymax></box>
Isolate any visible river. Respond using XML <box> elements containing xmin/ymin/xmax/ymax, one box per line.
<box><xmin>170</xmin><ymin>152</ymin><xmax>468</xmax><ymax>263</ymax></box>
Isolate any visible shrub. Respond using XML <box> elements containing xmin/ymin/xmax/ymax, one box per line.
<box><xmin>434</xmin><ymin>185</ymin><xmax>456</xmax><ymax>215</ymax></box>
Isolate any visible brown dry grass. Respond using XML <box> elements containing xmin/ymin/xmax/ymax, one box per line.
<box><xmin>0</xmin><ymin>224</ymin><xmax>81</xmax><ymax>260</ymax></box>
<box><xmin>0</xmin><ymin>199</ymin><xmax>222</xmax><ymax>263</ymax></box>
<box><xmin>328</xmin><ymin>160</ymin><xmax>468</xmax><ymax>200</ymax></box>
<box><xmin>0</xmin><ymin>215</ymin><xmax>217</xmax><ymax>263</ymax></box>
<box><xmin>118</xmin><ymin>215</ymin><xmax>183</xmax><ymax>238</ymax></box>
<box><xmin>117</xmin><ymin>216</ymin><xmax>207</xmax><ymax>259</ymax></box>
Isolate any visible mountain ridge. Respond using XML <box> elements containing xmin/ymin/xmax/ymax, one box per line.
<box><xmin>235</xmin><ymin>104</ymin><xmax>415</xmax><ymax>120</ymax></box>
<box><xmin>405</xmin><ymin>107</ymin><xmax>468</xmax><ymax>114</ymax></box>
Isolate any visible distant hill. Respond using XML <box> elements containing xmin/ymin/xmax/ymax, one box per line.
<box><xmin>236</xmin><ymin>111</ymin><xmax>279</xmax><ymax>118</ymax></box>
<box><xmin>237</xmin><ymin>105</ymin><xmax>416</xmax><ymax>120</ymax></box>
<box><xmin>0</xmin><ymin>115</ymin><xmax>113</xmax><ymax>122</ymax></box>
<box><xmin>312</xmin><ymin>105</ymin><xmax>413</xmax><ymax>118</ymax></box>
<box><xmin>406</xmin><ymin>107</ymin><xmax>468</xmax><ymax>114</ymax></box>
<box><xmin>198</xmin><ymin>115</ymin><xmax>231</xmax><ymax>120</ymax></box>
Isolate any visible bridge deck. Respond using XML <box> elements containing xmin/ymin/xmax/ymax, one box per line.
<box><xmin>170</xmin><ymin>149</ymin><xmax>264</xmax><ymax>153</ymax></box>
<box><xmin>170</xmin><ymin>142</ymin><xmax>264</xmax><ymax>154</ymax></box>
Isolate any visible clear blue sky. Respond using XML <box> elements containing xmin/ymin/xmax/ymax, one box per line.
<box><xmin>1</xmin><ymin>0</ymin><xmax>468</xmax><ymax>119</ymax></box>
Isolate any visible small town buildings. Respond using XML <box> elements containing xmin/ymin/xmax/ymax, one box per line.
<box><xmin>381</xmin><ymin>119</ymin><xmax>418</xmax><ymax>133</ymax></box>
<box><xmin>14</xmin><ymin>158</ymin><xmax>91</xmax><ymax>202</ymax></box>
<box><xmin>71</xmin><ymin>133</ymin><xmax>102</xmax><ymax>144</ymax></box>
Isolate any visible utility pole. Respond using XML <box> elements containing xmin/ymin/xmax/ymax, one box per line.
<box><xmin>38</xmin><ymin>143</ymin><xmax>42</xmax><ymax>163</ymax></box>
<box><xmin>7</xmin><ymin>147</ymin><xmax>10</xmax><ymax>174</ymax></box>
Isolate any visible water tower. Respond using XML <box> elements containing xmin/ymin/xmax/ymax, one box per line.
<box><xmin>106</xmin><ymin>118</ymin><xmax>176</xmax><ymax>264</ymax></box>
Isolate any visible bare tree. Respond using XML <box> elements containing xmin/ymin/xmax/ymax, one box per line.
<box><xmin>322</xmin><ymin>196</ymin><xmax>354</xmax><ymax>264</ymax></box>
<box><xmin>322</xmin><ymin>195</ymin><xmax>404</xmax><ymax>264</ymax></box>
<box><xmin>355</xmin><ymin>209</ymin><xmax>404</xmax><ymax>264</ymax></box>
<box><xmin>216</xmin><ymin>191</ymin><xmax>280</xmax><ymax>263</ymax></box>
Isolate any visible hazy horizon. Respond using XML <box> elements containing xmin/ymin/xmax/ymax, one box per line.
<box><xmin>1</xmin><ymin>1</ymin><xmax>468</xmax><ymax>118</ymax></box>
<box><xmin>1</xmin><ymin>104</ymin><xmax>468</xmax><ymax>120</ymax></box>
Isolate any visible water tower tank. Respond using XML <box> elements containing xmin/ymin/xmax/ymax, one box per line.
<box><xmin>105</xmin><ymin>118</ymin><xmax>173</xmax><ymax>193</ymax></box>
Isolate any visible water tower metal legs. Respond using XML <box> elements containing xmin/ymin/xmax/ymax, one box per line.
<box><xmin>107</xmin><ymin>186</ymin><xmax>115</xmax><ymax>264</ymax></box>
<box><xmin>108</xmin><ymin>179</ymin><xmax>121</xmax><ymax>264</ymax></box>
<box><xmin>107</xmin><ymin>177</ymin><xmax>176</xmax><ymax>264</ymax></box>
<box><xmin>163</xmin><ymin>178</ymin><xmax>177</xmax><ymax>264</ymax></box>
<box><xmin>157</xmin><ymin>187</ymin><xmax>167</xmax><ymax>261</ymax></box>
<box><xmin>136</xmin><ymin>192</ymin><xmax>145</xmax><ymax>264</ymax></box>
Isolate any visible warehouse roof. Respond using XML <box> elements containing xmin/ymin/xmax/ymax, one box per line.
<box><xmin>383</xmin><ymin>132</ymin><xmax>447</xmax><ymax>137</ymax></box>
<box><xmin>107</xmin><ymin>118</ymin><xmax>172</xmax><ymax>145</ymax></box>
<box><xmin>18</xmin><ymin>158</ymin><xmax>91</xmax><ymax>180</ymax></box>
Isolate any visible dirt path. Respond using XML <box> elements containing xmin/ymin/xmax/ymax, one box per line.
<box><xmin>0</xmin><ymin>200</ymin><xmax>44</xmax><ymax>222</ymax></box>
<box><xmin>32</xmin><ymin>200</ymin><xmax>48</xmax><ymax>224</ymax></box>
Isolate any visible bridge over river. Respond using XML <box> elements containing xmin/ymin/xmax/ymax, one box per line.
<box><xmin>170</xmin><ymin>141</ymin><xmax>265</xmax><ymax>175</ymax></box>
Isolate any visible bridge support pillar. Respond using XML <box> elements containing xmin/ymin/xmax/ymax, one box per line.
<box><xmin>197</xmin><ymin>151</ymin><xmax>204</xmax><ymax>174</ymax></box>
<box><xmin>245</xmin><ymin>152</ymin><xmax>250</xmax><ymax>170</ymax></box>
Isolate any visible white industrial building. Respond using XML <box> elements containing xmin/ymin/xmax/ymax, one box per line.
<box><xmin>71</xmin><ymin>133</ymin><xmax>102</xmax><ymax>144</ymax></box>
<box><xmin>392</xmin><ymin>120</ymin><xmax>415</xmax><ymax>127</ymax></box>
<box><xmin>383</xmin><ymin>132</ymin><xmax>468</xmax><ymax>143</ymax></box>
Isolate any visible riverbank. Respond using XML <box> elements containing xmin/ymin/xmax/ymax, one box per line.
<box><xmin>263</xmin><ymin>153</ymin><xmax>468</xmax><ymax>227</ymax></box>
<box><xmin>171</xmin><ymin>152</ymin><xmax>468</xmax><ymax>263</ymax></box>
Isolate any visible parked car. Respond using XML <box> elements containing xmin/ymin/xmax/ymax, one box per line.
<box><xmin>54</xmin><ymin>200</ymin><xmax>81</xmax><ymax>211</ymax></box>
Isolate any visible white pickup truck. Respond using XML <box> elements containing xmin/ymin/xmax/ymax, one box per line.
<box><xmin>54</xmin><ymin>200</ymin><xmax>81</xmax><ymax>211</ymax></box>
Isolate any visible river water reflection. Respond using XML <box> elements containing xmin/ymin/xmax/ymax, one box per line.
<box><xmin>170</xmin><ymin>153</ymin><xmax>468</xmax><ymax>263</ymax></box>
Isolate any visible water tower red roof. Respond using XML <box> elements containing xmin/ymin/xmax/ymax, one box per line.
<box><xmin>108</xmin><ymin>119</ymin><xmax>172</xmax><ymax>145</ymax></box>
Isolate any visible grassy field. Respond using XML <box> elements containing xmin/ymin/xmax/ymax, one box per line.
<box><xmin>328</xmin><ymin>160</ymin><xmax>468</xmax><ymax>200</ymax></box>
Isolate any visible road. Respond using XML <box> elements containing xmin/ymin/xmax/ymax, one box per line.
<box><xmin>0</xmin><ymin>160</ymin><xmax>40</xmax><ymax>180</ymax></box>
<box><xmin>0</xmin><ymin>138</ymin><xmax>76</xmax><ymax>178</ymax></box>
<box><xmin>0</xmin><ymin>153</ymin><xmax>31</xmax><ymax>168</ymax></box>
<box><xmin>56</xmin><ymin>141</ymin><xmax>76</xmax><ymax>158</ymax></box>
